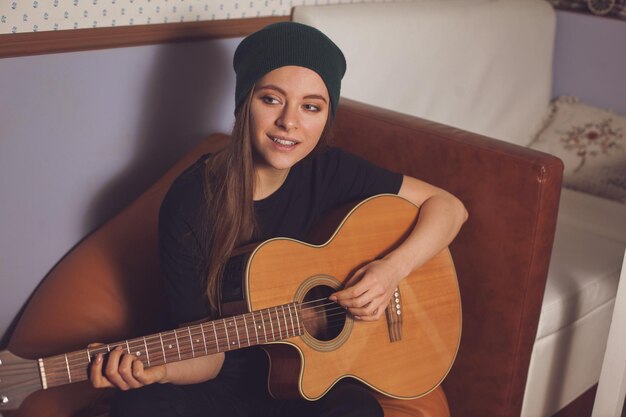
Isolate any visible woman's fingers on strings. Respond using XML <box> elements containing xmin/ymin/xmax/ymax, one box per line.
<box><xmin>348</xmin><ymin>304</ymin><xmax>373</xmax><ymax>317</ymax></box>
<box><xmin>330</xmin><ymin>275</ymin><xmax>368</xmax><ymax>305</ymax></box>
<box><xmin>342</xmin><ymin>288</ymin><xmax>375</xmax><ymax>309</ymax></box>
<box><xmin>331</xmin><ymin>288</ymin><xmax>387</xmax><ymax>321</ymax></box>
<box><xmin>89</xmin><ymin>353</ymin><xmax>114</xmax><ymax>388</ymax></box>
<box><xmin>329</xmin><ymin>265</ymin><xmax>368</xmax><ymax>303</ymax></box>
<box><xmin>331</xmin><ymin>261</ymin><xmax>390</xmax><ymax>306</ymax></box>
<box><xmin>86</xmin><ymin>342</ymin><xmax>153</xmax><ymax>389</ymax></box>
<box><xmin>87</xmin><ymin>342</ymin><xmax>110</xmax><ymax>388</ymax></box>
<box><xmin>88</xmin><ymin>343</ymin><xmax>135</xmax><ymax>390</ymax></box>
<box><xmin>130</xmin><ymin>357</ymin><xmax>155</xmax><ymax>385</ymax></box>
<box><xmin>352</xmin><ymin>297</ymin><xmax>388</xmax><ymax>321</ymax></box>
<box><xmin>104</xmin><ymin>347</ymin><xmax>131</xmax><ymax>391</ymax></box>
<box><xmin>118</xmin><ymin>350</ymin><xmax>144</xmax><ymax>389</ymax></box>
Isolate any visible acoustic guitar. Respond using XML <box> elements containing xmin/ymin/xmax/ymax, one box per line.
<box><xmin>0</xmin><ymin>194</ymin><xmax>461</xmax><ymax>412</ymax></box>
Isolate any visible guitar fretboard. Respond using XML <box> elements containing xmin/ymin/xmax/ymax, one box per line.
<box><xmin>39</xmin><ymin>302</ymin><xmax>303</xmax><ymax>389</ymax></box>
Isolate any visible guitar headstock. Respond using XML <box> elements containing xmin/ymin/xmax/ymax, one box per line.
<box><xmin>0</xmin><ymin>349</ymin><xmax>41</xmax><ymax>412</ymax></box>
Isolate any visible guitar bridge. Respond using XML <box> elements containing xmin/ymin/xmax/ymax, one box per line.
<box><xmin>385</xmin><ymin>287</ymin><xmax>403</xmax><ymax>342</ymax></box>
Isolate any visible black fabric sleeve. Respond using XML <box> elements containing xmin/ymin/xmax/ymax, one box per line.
<box><xmin>158</xmin><ymin>168</ymin><xmax>212</xmax><ymax>326</ymax></box>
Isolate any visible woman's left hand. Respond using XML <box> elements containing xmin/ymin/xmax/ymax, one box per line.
<box><xmin>329</xmin><ymin>258</ymin><xmax>405</xmax><ymax>321</ymax></box>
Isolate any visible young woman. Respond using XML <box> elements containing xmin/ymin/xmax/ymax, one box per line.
<box><xmin>89</xmin><ymin>22</ymin><xmax>467</xmax><ymax>417</ymax></box>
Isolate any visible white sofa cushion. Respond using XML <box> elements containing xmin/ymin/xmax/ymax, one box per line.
<box><xmin>524</xmin><ymin>188</ymin><xmax>626</xmax><ymax>417</ymax></box>
<box><xmin>522</xmin><ymin>298</ymin><xmax>616</xmax><ymax>417</ymax></box>
<box><xmin>293</xmin><ymin>0</ymin><xmax>556</xmax><ymax>147</ymax></box>
<box><xmin>537</xmin><ymin>189</ymin><xmax>626</xmax><ymax>340</ymax></box>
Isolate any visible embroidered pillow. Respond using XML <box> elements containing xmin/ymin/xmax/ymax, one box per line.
<box><xmin>529</xmin><ymin>97</ymin><xmax>626</xmax><ymax>204</ymax></box>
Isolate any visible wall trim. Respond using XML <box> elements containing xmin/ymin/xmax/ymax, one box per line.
<box><xmin>0</xmin><ymin>16</ymin><xmax>290</xmax><ymax>59</ymax></box>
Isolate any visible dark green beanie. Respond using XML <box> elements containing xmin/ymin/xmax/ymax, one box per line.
<box><xmin>233</xmin><ymin>21</ymin><xmax>347</xmax><ymax>117</ymax></box>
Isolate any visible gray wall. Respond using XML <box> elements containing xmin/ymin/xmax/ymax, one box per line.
<box><xmin>1</xmin><ymin>9</ymin><xmax>625</xmax><ymax>345</ymax></box>
<box><xmin>0</xmin><ymin>37</ymin><xmax>242</xmax><ymax>346</ymax></box>
<box><xmin>553</xmin><ymin>11</ymin><xmax>626</xmax><ymax>114</ymax></box>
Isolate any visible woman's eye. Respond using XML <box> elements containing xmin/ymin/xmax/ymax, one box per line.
<box><xmin>262</xmin><ymin>96</ymin><xmax>280</xmax><ymax>104</ymax></box>
<box><xmin>304</xmin><ymin>104</ymin><xmax>320</xmax><ymax>112</ymax></box>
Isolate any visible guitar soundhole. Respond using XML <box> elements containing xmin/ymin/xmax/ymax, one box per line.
<box><xmin>302</xmin><ymin>285</ymin><xmax>346</xmax><ymax>341</ymax></box>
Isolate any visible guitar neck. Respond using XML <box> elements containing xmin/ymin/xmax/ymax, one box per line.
<box><xmin>39</xmin><ymin>302</ymin><xmax>303</xmax><ymax>389</ymax></box>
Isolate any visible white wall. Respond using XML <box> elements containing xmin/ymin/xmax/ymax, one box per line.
<box><xmin>0</xmin><ymin>37</ymin><xmax>241</xmax><ymax>345</ymax></box>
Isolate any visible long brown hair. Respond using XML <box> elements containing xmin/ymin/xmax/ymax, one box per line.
<box><xmin>201</xmin><ymin>88</ymin><xmax>334</xmax><ymax>314</ymax></box>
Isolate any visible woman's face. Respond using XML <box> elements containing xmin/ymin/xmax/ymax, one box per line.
<box><xmin>249</xmin><ymin>65</ymin><xmax>330</xmax><ymax>176</ymax></box>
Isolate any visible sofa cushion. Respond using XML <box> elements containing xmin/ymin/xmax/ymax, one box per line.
<box><xmin>530</xmin><ymin>97</ymin><xmax>626</xmax><ymax>204</ymax></box>
<box><xmin>524</xmin><ymin>190</ymin><xmax>626</xmax><ymax>417</ymax></box>
<box><xmin>523</xmin><ymin>297</ymin><xmax>616</xmax><ymax>417</ymax></box>
<box><xmin>537</xmin><ymin>188</ymin><xmax>626</xmax><ymax>340</ymax></box>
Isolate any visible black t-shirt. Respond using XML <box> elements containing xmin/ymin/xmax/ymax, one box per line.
<box><xmin>158</xmin><ymin>147</ymin><xmax>403</xmax><ymax>326</ymax></box>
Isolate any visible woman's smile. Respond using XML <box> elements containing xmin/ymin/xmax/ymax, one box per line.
<box><xmin>268</xmin><ymin>134</ymin><xmax>300</xmax><ymax>149</ymax></box>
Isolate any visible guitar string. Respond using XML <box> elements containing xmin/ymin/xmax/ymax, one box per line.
<box><xmin>43</xmin><ymin>297</ymin><xmax>375</xmax><ymax>373</ymax></box>
<box><xmin>0</xmin><ymin>364</ymin><xmax>56</xmax><ymax>387</ymax></box>
<box><xmin>39</xmin><ymin>315</ymin><xmax>351</xmax><ymax>386</ymax></box>
<box><xmin>42</xmin><ymin>317</ymin><xmax>350</xmax><ymax>381</ymax></box>
<box><xmin>48</xmin><ymin>304</ymin><xmax>413</xmax><ymax>368</ymax></box>
<box><xmin>43</xmin><ymin>316</ymin><xmax>349</xmax><ymax>378</ymax></box>
<box><xmin>53</xmin><ymin>301</ymin><xmax>346</xmax><ymax>356</ymax></box>
<box><xmin>55</xmin><ymin>304</ymin><xmax>348</xmax><ymax>358</ymax></box>
<box><xmin>52</xmin><ymin>298</ymin><xmax>353</xmax><ymax>370</ymax></box>
<box><xmin>43</xmin><ymin>296</ymin><xmax>387</xmax><ymax>369</ymax></box>
<box><xmin>48</xmin><ymin>297</ymin><xmax>413</xmax><ymax>384</ymax></box>
<box><xmin>48</xmin><ymin>316</ymin><xmax>350</xmax><ymax>372</ymax></box>
<box><xmin>42</xmin><ymin>319</ymin><xmax>351</xmax><ymax>382</ymax></box>
<box><xmin>41</xmin><ymin>294</ymin><xmax>375</xmax><ymax>371</ymax></box>
<box><xmin>42</xmin><ymin>308</ymin><xmax>355</xmax><ymax>373</ymax></box>
<box><xmin>46</xmin><ymin>312</ymin><xmax>350</xmax><ymax>367</ymax></box>
<box><xmin>43</xmin><ymin>311</ymin><xmax>347</xmax><ymax>374</ymax></box>
<box><xmin>0</xmin><ymin>378</ymin><xmax>43</xmax><ymax>394</ymax></box>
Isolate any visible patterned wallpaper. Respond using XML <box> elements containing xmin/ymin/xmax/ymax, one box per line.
<box><xmin>547</xmin><ymin>0</ymin><xmax>626</xmax><ymax>20</ymax></box>
<box><xmin>1</xmin><ymin>0</ymin><xmax>397</xmax><ymax>35</ymax></box>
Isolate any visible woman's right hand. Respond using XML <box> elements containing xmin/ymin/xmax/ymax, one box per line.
<box><xmin>88</xmin><ymin>343</ymin><xmax>167</xmax><ymax>391</ymax></box>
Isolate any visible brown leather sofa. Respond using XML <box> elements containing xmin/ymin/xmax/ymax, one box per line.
<box><xmin>6</xmin><ymin>98</ymin><xmax>563</xmax><ymax>417</ymax></box>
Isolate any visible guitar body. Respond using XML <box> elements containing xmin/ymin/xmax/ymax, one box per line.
<box><xmin>243</xmin><ymin>194</ymin><xmax>462</xmax><ymax>400</ymax></box>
